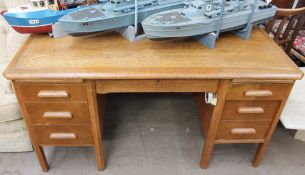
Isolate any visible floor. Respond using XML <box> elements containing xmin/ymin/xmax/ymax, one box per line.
<box><xmin>1</xmin><ymin>94</ymin><xmax>305</xmax><ymax>175</ymax></box>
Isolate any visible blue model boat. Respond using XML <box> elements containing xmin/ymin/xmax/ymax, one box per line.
<box><xmin>142</xmin><ymin>0</ymin><xmax>276</xmax><ymax>40</ymax></box>
<box><xmin>1</xmin><ymin>0</ymin><xmax>98</xmax><ymax>34</ymax></box>
<box><xmin>58</xmin><ymin>0</ymin><xmax>187</xmax><ymax>36</ymax></box>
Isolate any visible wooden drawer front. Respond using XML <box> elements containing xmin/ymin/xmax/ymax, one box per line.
<box><xmin>33</xmin><ymin>125</ymin><xmax>93</xmax><ymax>146</ymax></box>
<box><xmin>222</xmin><ymin>100</ymin><xmax>280</xmax><ymax>121</ymax></box>
<box><xmin>18</xmin><ymin>84</ymin><xmax>87</xmax><ymax>102</ymax></box>
<box><xmin>25</xmin><ymin>102</ymin><xmax>90</xmax><ymax>125</ymax></box>
<box><xmin>96</xmin><ymin>79</ymin><xmax>220</xmax><ymax>93</ymax></box>
<box><xmin>216</xmin><ymin>121</ymin><xmax>271</xmax><ymax>140</ymax></box>
<box><xmin>226</xmin><ymin>83</ymin><xmax>292</xmax><ymax>100</ymax></box>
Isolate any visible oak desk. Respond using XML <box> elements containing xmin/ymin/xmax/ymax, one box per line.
<box><xmin>4</xmin><ymin>28</ymin><xmax>303</xmax><ymax>172</ymax></box>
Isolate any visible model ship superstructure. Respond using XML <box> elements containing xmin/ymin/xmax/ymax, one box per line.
<box><xmin>1</xmin><ymin>0</ymin><xmax>98</xmax><ymax>34</ymax></box>
<box><xmin>142</xmin><ymin>0</ymin><xmax>277</xmax><ymax>48</ymax></box>
<box><xmin>59</xmin><ymin>0</ymin><xmax>187</xmax><ymax>36</ymax></box>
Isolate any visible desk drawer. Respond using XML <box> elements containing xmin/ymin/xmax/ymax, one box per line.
<box><xmin>17</xmin><ymin>84</ymin><xmax>87</xmax><ymax>102</ymax></box>
<box><xmin>96</xmin><ymin>79</ymin><xmax>220</xmax><ymax>93</ymax></box>
<box><xmin>222</xmin><ymin>101</ymin><xmax>280</xmax><ymax>121</ymax></box>
<box><xmin>226</xmin><ymin>83</ymin><xmax>292</xmax><ymax>100</ymax></box>
<box><xmin>216</xmin><ymin>121</ymin><xmax>271</xmax><ymax>140</ymax></box>
<box><xmin>33</xmin><ymin>125</ymin><xmax>93</xmax><ymax>146</ymax></box>
<box><xmin>25</xmin><ymin>102</ymin><xmax>90</xmax><ymax>125</ymax></box>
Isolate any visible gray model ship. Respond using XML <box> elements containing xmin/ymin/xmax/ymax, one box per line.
<box><xmin>142</xmin><ymin>0</ymin><xmax>277</xmax><ymax>39</ymax></box>
<box><xmin>59</xmin><ymin>0</ymin><xmax>186</xmax><ymax>36</ymax></box>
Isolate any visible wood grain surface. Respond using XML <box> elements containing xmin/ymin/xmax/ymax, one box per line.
<box><xmin>216</xmin><ymin>121</ymin><xmax>271</xmax><ymax>140</ymax></box>
<box><xmin>25</xmin><ymin>102</ymin><xmax>90</xmax><ymax>124</ymax></box>
<box><xmin>221</xmin><ymin>100</ymin><xmax>280</xmax><ymax>121</ymax></box>
<box><xmin>33</xmin><ymin>125</ymin><xmax>93</xmax><ymax>146</ymax></box>
<box><xmin>96</xmin><ymin>79</ymin><xmax>219</xmax><ymax>93</ymax></box>
<box><xmin>4</xmin><ymin>28</ymin><xmax>303</xmax><ymax>80</ymax></box>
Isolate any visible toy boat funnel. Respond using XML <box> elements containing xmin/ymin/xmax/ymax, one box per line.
<box><xmin>0</xmin><ymin>10</ymin><xmax>7</xmax><ymax>15</ymax></box>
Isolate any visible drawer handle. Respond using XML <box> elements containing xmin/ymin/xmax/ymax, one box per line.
<box><xmin>245</xmin><ymin>90</ymin><xmax>273</xmax><ymax>97</ymax></box>
<box><xmin>37</xmin><ymin>90</ymin><xmax>69</xmax><ymax>98</ymax></box>
<box><xmin>49</xmin><ymin>133</ymin><xmax>77</xmax><ymax>140</ymax></box>
<box><xmin>43</xmin><ymin>112</ymin><xmax>72</xmax><ymax>119</ymax></box>
<box><xmin>231</xmin><ymin>128</ymin><xmax>256</xmax><ymax>135</ymax></box>
<box><xmin>238</xmin><ymin>107</ymin><xmax>265</xmax><ymax>114</ymax></box>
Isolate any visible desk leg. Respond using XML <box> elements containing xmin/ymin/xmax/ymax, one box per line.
<box><xmin>34</xmin><ymin>146</ymin><xmax>49</xmax><ymax>172</ymax></box>
<box><xmin>86</xmin><ymin>81</ymin><xmax>106</xmax><ymax>171</ymax></box>
<box><xmin>197</xmin><ymin>80</ymin><xmax>230</xmax><ymax>169</ymax></box>
<box><xmin>252</xmin><ymin>86</ymin><xmax>292</xmax><ymax>167</ymax></box>
<box><xmin>13</xmin><ymin>82</ymin><xmax>49</xmax><ymax>172</ymax></box>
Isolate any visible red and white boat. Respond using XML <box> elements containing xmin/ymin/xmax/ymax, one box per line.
<box><xmin>1</xmin><ymin>0</ymin><xmax>97</xmax><ymax>34</ymax></box>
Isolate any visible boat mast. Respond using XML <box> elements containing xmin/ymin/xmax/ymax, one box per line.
<box><xmin>238</xmin><ymin>0</ymin><xmax>240</xmax><ymax>10</ymax></box>
<box><xmin>242</xmin><ymin>0</ymin><xmax>259</xmax><ymax>32</ymax></box>
<box><xmin>135</xmin><ymin>0</ymin><xmax>138</xmax><ymax>34</ymax></box>
<box><xmin>215</xmin><ymin>0</ymin><xmax>226</xmax><ymax>38</ymax></box>
<box><xmin>112</xmin><ymin>0</ymin><xmax>118</xmax><ymax>8</ymax></box>
<box><xmin>87</xmin><ymin>0</ymin><xmax>98</xmax><ymax>4</ymax></box>
<box><xmin>47</xmin><ymin>0</ymin><xmax>59</xmax><ymax>10</ymax></box>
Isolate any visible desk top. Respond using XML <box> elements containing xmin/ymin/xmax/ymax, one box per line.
<box><xmin>4</xmin><ymin>28</ymin><xmax>303</xmax><ymax>80</ymax></box>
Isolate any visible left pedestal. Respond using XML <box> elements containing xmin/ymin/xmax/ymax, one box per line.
<box><xmin>13</xmin><ymin>80</ymin><xmax>105</xmax><ymax>172</ymax></box>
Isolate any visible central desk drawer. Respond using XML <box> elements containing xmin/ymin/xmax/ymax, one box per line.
<box><xmin>18</xmin><ymin>84</ymin><xmax>87</xmax><ymax>102</ymax></box>
<box><xmin>222</xmin><ymin>100</ymin><xmax>280</xmax><ymax>121</ymax></box>
<box><xmin>25</xmin><ymin>102</ymin><xmax>91</xmax><ymax>125</ymax></box>
<box><xmin>216</xmin><ymin>121</ymin><xmax>271</xmax><ymax>140</ymax></box>
<box><xmin>33</xmin><ymin>125</ymin><xmax>93</xmax><ymax>146</ymax></box>
<box><xmin>96</xmin><ymin>79</ymin><xmax>220</xmax><ymax>93</ymax></box>
<box><xmin>226</xmin><ymin>83</ymin><xmax>292</xmax><ymax>100</ymax></box>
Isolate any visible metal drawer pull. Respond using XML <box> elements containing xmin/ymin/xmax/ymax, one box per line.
<box><xmin>37</xmin><ymin>90</ymin><xmax>69</xmax><ymax>98</ymax></box>
<box><xmin>238</xmin><ymin>107</ymin><xmax>264</xmax><ymax>114</ymax></box>
<box><xmin>49</xmin><ymin>133</ymin><xmax>77</xmax><ymax>140</ymax></box>
<box><xmin>43</xmin><ymin>112</ymin><xmax>72</xmax><ymax>119</ymax></box>
<box><xmin>245</xmin><ymin>90</ymin><xmax>273</xmax><ymax>97</ymax></box>
<box><xmin>231</xmin><ymin>128</ymin><xmax>256</xmax><ymax>135</ymax></box>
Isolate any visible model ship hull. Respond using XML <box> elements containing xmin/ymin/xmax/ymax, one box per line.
<box><xmin>1</xmin><ymin>0</ymin><xmax>94</xmax><ymax>34</ymax></box>
<box><xmin>11</xmin><ymin>24</ymin><xmax>52</xmax><ymax>34</ymax></box>
<box><xmin>59</xmin><ymin>1</ymin><xmax>185</xmax><ymax>36</ymax></box>
<box><xmin>2</xmin><ymin>9</ymin><xmax>76</xmax><ymax>34</ymax></box>
<box><xmin>142</xmin><ymin>1</ymin><xmax>277</xmax><ymax>39</ymax></box>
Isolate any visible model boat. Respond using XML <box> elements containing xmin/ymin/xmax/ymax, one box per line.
<box><xmin>1</xmin><ymin>0</ymin><xmax>98</xmax><ymax>34</ymax></box>
<box><xmin>142</xmin><ymin>0</ymin><xmax>277</xmax><ymax>39</ymax></box>
<box><xmin>58</xmin><ymin>0</ymin><xmax>187</xmax><ymax>36</ymax></box>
